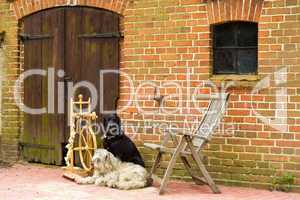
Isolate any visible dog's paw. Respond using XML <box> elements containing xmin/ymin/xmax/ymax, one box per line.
<box><xmin>75</xmin><ymin>176</ymin><xmax>95</xmax><ymax>185</ymax></box>
<box><xmin>95</xmin><ymin>178</ymin><xmax>106</xmax><ymax>186</ymax></box>
<box><xmin>106</xmin><ymin>180</ymin><xmax>118</xmax><ymax>188</ymax></box>
<box><xmin>74</xmin><ymin>176</ymin><xmax>84</xmax><ymax>184</ymax></box>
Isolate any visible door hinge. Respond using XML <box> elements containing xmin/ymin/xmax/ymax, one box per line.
<box><xmin>19</xmin><ymin>33</ymin><xmax>53</xmax><ymax>41</ymax></box>
<box><xmin>78</xmin><ymin>32</ymin><xmax>123</xmax><ymax>39</ymax></box>
<box><xmin>19</xmin><ymin>142</ymin><xmax>55</xmax><ymax>150</ymax></box>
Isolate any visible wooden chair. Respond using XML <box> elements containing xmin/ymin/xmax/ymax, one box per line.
<box><xmin>144</xmin><ymin>93</ymin><xmax>230</xmax><ymax>194</ymax></box>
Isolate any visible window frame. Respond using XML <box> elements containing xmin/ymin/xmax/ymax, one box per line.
<box><xmin>212</xmin><ymin>21</ymin><xmax>258</xmax><ymax>75</ymax></box>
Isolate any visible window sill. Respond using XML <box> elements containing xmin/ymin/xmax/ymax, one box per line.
<box><xmin>210</xmin><ymin>74</ymin><xmax>259</xmax><ymax>81</ymax></box>
<box><xmin>209</xmin><ymin>74</ymin><xmax>260</xmax><ymax>87</ymax></box>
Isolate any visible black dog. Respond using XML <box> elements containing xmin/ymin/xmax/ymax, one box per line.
<box><xmin>102</xmin><ymin>114</ymin><xmax>145</xmax><ymax>167</ymax></box>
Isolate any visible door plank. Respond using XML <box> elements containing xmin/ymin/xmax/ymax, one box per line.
<box><xmin>23</xmin><ymin>11</ymin><xmax>43</xmax><ymax>163</ymax></box>
<box><xmin>41</xmin><ymin>8</ymin><xmax>65</xmax><ymax>164</ymax></box>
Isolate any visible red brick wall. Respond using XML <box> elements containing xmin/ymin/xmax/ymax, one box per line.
<box><xmin>0</xmin><ymin>0</ymin><xmax>21</xmax><ymax>162</ymax></box>
<box><xmin>120</xmin><ymin>0</ymin><xmax>300</xmax><ymax>190</ymax></box>
<box><xmin>0</xmin><ymin>0</ymin><xmax>299</xmax><ymax>191</ymax></box>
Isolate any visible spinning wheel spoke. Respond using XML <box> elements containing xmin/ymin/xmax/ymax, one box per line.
<box><xmin>84</xmin><ymin>151</ymin><xmax>88</xmax><ymax>162</ymax></box>
<box><xmin>87</xmin><ymin>149</ymin><xmax>93</xmax><ymax>160</ymax></box>
<box><xmin>80</xmin><ymin>129</ymin><xmax>89</xmax><ymax>146</ymax></box>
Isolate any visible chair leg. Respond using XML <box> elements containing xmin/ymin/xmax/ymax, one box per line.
<box><xmin>150</xmin><ymin>152</ymin><xmax>162</xmax><ymax>176</ymax></box>
<box><xmin>185</xmin><ymin>136</ymin><xmax>221</xmax><ymax>194</ymax></box>
<box><xmin>159</xmin><ymin>137</ymin><xmax>185</xmax><ymax>195</ymax></box>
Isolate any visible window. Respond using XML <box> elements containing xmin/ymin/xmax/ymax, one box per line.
<box><xmin>212</xmin><ymin>21</ymin><xmax>258</xmax><ymax>75</ymax></box>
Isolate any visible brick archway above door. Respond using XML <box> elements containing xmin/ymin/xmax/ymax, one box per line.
<box><xmin>10</xmin><ymin>0</ymin><xmax>130</xmax><ymax>19</ymax></box>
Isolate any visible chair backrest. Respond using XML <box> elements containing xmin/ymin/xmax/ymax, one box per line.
<box><xmin>192</xmin><ymin>93</ymin><xmax>230</xmax><ymax>150</ymax></box>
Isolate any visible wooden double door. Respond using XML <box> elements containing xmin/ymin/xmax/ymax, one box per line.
<box><xmin>21</xmin><ymin>7</ymin><xmax>120</xmax><ymax>165</ymax></box>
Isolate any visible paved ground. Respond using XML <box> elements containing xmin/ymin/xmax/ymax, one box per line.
<box><xmin>0</xmin><ymin>164</ymin><xmax>299</xmax><ymax>200</ymax></box>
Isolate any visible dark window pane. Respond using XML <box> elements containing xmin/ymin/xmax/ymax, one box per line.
<box><xmin>237</xmin><ymin>49</ymin><xmax>257</xmax><ymax>74</ymax></box>
<box><xmin>213</xmin><ymin>21</ymin><xmax>258</xmax><ymax>75</ymax></box>
<box><xmin>214</xmin><ymin>23</ymin><xmax>235</xmax><ymax>47</ymax></box>
<box><xmin>214</xmin><ymin>49</ymin><xmax>236</xmax><ymax>74</ymax></box>
<box><xmin>237</xmin><ymin>22</ymin><xmax>258</xmax><ymax>47</ymax></box>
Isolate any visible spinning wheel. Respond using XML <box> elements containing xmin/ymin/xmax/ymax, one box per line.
<box><xmin>65</xmin><ymin>94</ymin><xmax>98</xmax><ymax>172</ymax></box>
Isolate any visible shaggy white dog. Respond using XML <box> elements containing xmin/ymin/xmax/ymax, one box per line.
<box><xmin>75</xmin><ymin>149</ymin><xmax>151</xmax><ymax>190</ymax></box>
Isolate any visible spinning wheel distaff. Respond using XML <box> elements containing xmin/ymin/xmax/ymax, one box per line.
<box><xmin>64</xmin><ymin>94</ymin><xmax>98</xmax><ymax>172</ymax></box>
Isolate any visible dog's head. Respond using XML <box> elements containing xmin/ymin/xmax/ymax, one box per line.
<box><xmin>103</xmin><ymin>114</ymin><xmax>122</xmax><ymax>138</ymax></box>
<box><xmin>92</xmin><ymin>149</ymin><xmax>117</xmax><ymax>173</ymax></box>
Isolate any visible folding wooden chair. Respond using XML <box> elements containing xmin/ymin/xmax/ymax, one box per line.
<box><xmin>144</xmin><ymin>93</ymin><xmax>230</xmax><ymax>194</ymax></box>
